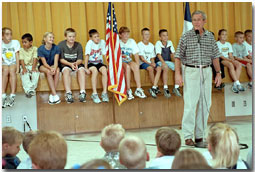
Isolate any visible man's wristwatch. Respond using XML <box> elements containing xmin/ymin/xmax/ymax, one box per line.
<box><xmin>216</xmin><ymin>71</ymin><xmax>222</xmax><ymax>74</ymax></box>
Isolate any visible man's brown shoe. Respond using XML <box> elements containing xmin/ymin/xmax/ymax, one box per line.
<box><xmin>185</xmin><ymin>139</ymin><xmax>195</xmax><ymax>146</ymax></box>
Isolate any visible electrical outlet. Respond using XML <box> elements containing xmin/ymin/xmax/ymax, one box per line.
<box><xmin>23</xmin><ymin>115</ymin><xmax>27</xmax><ymax>122</ymax></box>
<box><xmin>6</xmin><ymin>115</ymin><xmax>11</xmax><ymax>123</ymax></box>
<box><xmin>232</xmin><ymin>101</ymin><xmax>235</xmax><ymax>107</ymax></box>
<box><xmin>243</xmin><ymin>100</ymin><xmax>247</xmax><ymax>107</ymax></box>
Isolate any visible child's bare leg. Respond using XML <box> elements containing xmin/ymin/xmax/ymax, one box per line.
<box><xmin>146</xmin><ymin>66</ymin><xmax>155</xmax><ymax>85</ymax></box>
<box><xmin>62</xmin><ymin>68</ymin><xmax>71</xmax><ymax>93</ymax></box>
<box><xmin>246</xmin><ymin>63</ymin><xmax>252</xmax><ymax>81</ymax></box>
<box><xmin>123</xmin><ymin>63</ymin><xmax>131</xmax><ymax>90</ymax></box>
<box><xmin>90</xmin><ymin>66</ymin><xmax>98</xmax><ymax>94</ymax></box>
<box><xmin>232</xmin><ymin>61</ymin><xmax>242</xmax><ymax>80</ymax></box>
<box><xmin>9</xmin><ymin>65</ymin><xmax>17</xmax><ymax>94</ymax></box>
<box><xmin>99</xmin><ymin>66</ymin><xmax>108</xmax><ymax>93</ymax></box>
<box><xmin>154</xmin><ymin>66</ymin><xmax>162</xmax><ymax>86</ymax></box>
<box><xmin>40</xmin><ymin>66</ymin><xmax>56</xmax><ymax>95</ymax></box>
<box><xmin>130</xmin><ymin>61</ymin><xmax>141</xmax><ymax>88</ymax></box>
<box><xmin>162</xmin><ymin>64</ymin><xmax>169</xmax><ymax>86</ymax></box>
<box><xmin>77</xmin><ymin>68</ymin><xmax>86</xmax><ymax>91</ymax></box>
<box><xmin>222</xmin><ymin>60</ymin><xmax>237</xmax><ymax>81</ymax></box>
<box><xmin>53</xmin><ymin>67</ymin><xmax>60</xmax><ymax>89</ymax></box>
<box><xmin>2</xmin><ymin>66</ymin><xmax>9</xmax><ymax>94</ymax></box>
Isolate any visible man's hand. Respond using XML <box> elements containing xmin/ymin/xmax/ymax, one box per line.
<box><xmin>215</xmin><ymin>73</ymin><xmax>222</xmax><ymax>87</ymax></box>
<box><xmin>175</xmin><ymin>73</ymin><xmax>183</xmax><ymax>86</ymax></box>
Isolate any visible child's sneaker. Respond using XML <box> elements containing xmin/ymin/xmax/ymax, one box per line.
<box><xmin>79</xmin><ymin>92</ymin><xmax>86</xmax><ymax>102</ymax></box>
<box><xmin>48</xmin><ymin>94</ymin><xmax>54</xmax><ymax>105</ymax></box>
<box><xmin>237</xmin><ymin>84</ymin><xmax>245</xmax><ymax>92</ymax></box>
<box><xmin>8</xmin><ymin>95</ymin><xmax>15</xmax><ymax>107</ymax></box>
<box><xmin>2</xmin><ymin>96</ymin><xmax>8</xmax><ymax>108</ymax></box>
<box><xmin>164</xmin><ymin>88</ymin><xmax>171</xmax><ymax>98</ymax></box>
<box><xmin>91</xmin><ymin>93</ymin><xmax>101</xmax><ymax>104</ymax></box>
<box><xmin>155</xmin><ymin>87</ymin><xmax>161</xmax><ymax>94</ymax></box>
<box><xmin>101</xmin><ymin>93</ymin><xmax>109</xmax><ymax>102</ymax></box>
<box><xmin>30</xmin><ymin>90</ymin><xmax>36</xmax><ymax>96</ymax></box>
<box><xmin>127</xmin><ymin>89</ymin><xmax>134</xmax><ymax>100</ymax></box>
<box><xmin>53</xmin><ymin>95</ymin><xmax>61</xmax><ymax>104</ymax></box>
<box><xmin>231</xmin><ymin>84</ymin><xmax>239</xmax><ymax>93</ymax></box>
<box><xmin>134</xmin><ymin>88</ymin><xmax>146</xmax><ymax>98</ymax></box>
<box><xmin>247</xmin><ymin>82</ymin><xmax>252</xmax><ymax>89</ymax></box>
<box><xmin>65</xmin><ymin>92</ymin><xmax>74</xmax><ymax>104</ymax></box>
<box><xmin>149</xmin><ymin>88</ymin><xmax>157</xmax><ymax>98</ymax></box>
<box><xmin>173</xmin><ymin>87</ymin><xmax>182</xmax><ymax>97</ymax></box>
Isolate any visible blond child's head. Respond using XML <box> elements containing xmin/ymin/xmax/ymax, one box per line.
<box><xmin>234</xmin><ymin>31</ymin><xmax>244</xmax><ymax>44</ymax></box>
<box><xmin>42</xmin><ymin>32</ymin><xmax>54</xmax><ymax>45</ymax></box>
<box><xmin>2</xmin><ymin>27</ymin><xmax>12</xmax><ymax>43</ymax></box>
<box><xmin>207</xmin><ymin>123</ymin><xmax>240</xmax><ymax>169</ymax></box>
<box><xmin>80</xmin><ymin>159</ymin><xmax>112</xmax><ymax>169</ymax></box>
<box><xmin>172</xmin><ymin>149</ymin><xmax>210</xmax><ymax>169</ymax></box>
<box><xmin>119</xmin><ymin>136</ymin><xmax>148</xmax><ymax>169</ymax></box>
<box><xmin>100</xmin><ymin>124</ymin><xmax>125</xmax><ymax>152</ymax></box>
<box><xmin>119</xmin><ymin>26</ymin><xmax>130</xmax><ymax>41</ymax></box>
<box><xmin>28</xmin><ymin>130</ymin><xmax>67</xmax><ymax>169</ymax></box>
<box><xmin>2</xmin><ymin>127</ymin><xmax>23</xmax><ymax>157</ymax></box>
<box><xmin>22</xmin><ymin>130</ymin><xmax>39</xmax><ymax>154</ymax></box>
<box><xmin>155</xmin><ymin>127</ymin><xmax>181</xmax><ymax>156</ymax></box>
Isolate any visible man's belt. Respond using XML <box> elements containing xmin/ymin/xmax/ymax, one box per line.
<box><xmin>185</xmin><ymin>64</ymin><xmax>211</xmax><ymax>68</ymax></box>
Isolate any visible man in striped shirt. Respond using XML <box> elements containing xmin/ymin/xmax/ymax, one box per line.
<box><xmin>175</xmin><ymin>10</ymin><xmax>222</xmax><ymax>147</ymax></box>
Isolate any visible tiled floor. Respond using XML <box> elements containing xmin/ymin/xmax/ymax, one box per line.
<box><xmin>16</xmin><ymin>117</ymin><xmax>252</xmax><ymax>169</ymax></box>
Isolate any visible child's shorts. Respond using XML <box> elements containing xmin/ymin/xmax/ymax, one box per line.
<box><xmin>88</xmin><ymin>63</ymin><xmax>107</xmax><ymax>71</ymax></box>
<box><xmin>61</xmin><ymin>64</ymin><xmax>85</xmax><ymax>72</ymax></box>
<box><xmin>140</xmin><ymin>63</ymin><xmax>159</xmax><ymax>70</ymax></box>
<box><xmin>156</xmin><ymin>61</ymin><xmax>175</xmax><ymax>71</ymax></box>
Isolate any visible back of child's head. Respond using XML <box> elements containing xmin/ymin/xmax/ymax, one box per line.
<box><xmin>80</xmin><ymin>159</ymin><xmax>112</xmax><ymax>169</ymax></box>
<box><xmin>28</xmin><ymin>130</ymin><xmax>67</xmax><ymax>169</ymax></box>
<box><xmin>155</xmin><ymin>127</ymin><xmax>181</xmax><ymax>156</ymax></box>
<box><xmin>119</xmin><ymin>26</ymin><xmax>130</xmax><ymax>34</ymax></box>
<box><xmin>207</xmin><ymin>123</ymin><xmax>239</xmax><ymax>168</ymax></box>
<box><xmin>172</xmin><ymin>149</ymin><xmax>209</xmax><ymax>169</ymax></box>
<box><xmin>234</xmin><ymin>31</ymin><xmax>244</xmax><ymax>37</ymax></box>
<box><xmin>89</xmin><ymin>29</ymin><xmax>98</xmax><ymax>37</ymax></box>
<box><xmin>42</xmin><ymin>32</ymin><xmax>54</xmax><ymax>45</ymax></box>
<box><xmin>119</xmin><ymin>135</ymin><xmax>147</xmax><ymax>169</ymax></box>
<box><xmin>141</xmin><ymin>27</ymin><xmax>150</xmax><ymax>34</ymax></box>
<box><xmin>244</xmin><ymin>29</ymin><xmax>252</xmax><ymax>36</ymax></box>
<box><xmin>2</xmin><ymin>127</ymin><xmax>23</xmax><ymax>146</ymax></box>
<box><xmin>159</xmin><ymin>29</ymin><xmax>168</xmax><ymax>36</ymax></box>
<box><xmin>22</xmin><ymin>130</ymin><xmax>39</xmax><ymax>154</ymax></box>
<box><xmin>21</xmin><ymin>33</ymin><xmax>33</xmax><ymax>42</ymax></box>
<box><xmin>101</xmin><ymin>124</ymin><xmax>125</xmax><ymax>152</ymax></box>
<box><xmin>64</xmin><ymin>28</ymin><xmax>76</xmax><ymax>36</ymax></box>
<box><xmin>2</xmin><ymin>27</ymin><xmax>12</xmax><ymax>36</ymax></box>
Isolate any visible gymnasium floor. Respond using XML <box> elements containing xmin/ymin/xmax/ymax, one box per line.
<box><xmin>16</xmin><ymin>117</ymin><xmax>252</xmax><ymax>169</ymax></box>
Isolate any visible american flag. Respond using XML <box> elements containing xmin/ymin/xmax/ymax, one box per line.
<box><xmin>106</xmin><ymin>2</ymin><xmax>127</xmax><ymax>105</ymax></box>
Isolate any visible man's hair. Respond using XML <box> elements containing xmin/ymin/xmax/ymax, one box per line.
<box><xmin>234</xmin><ymin>31</ymin><xmax>244</xmax><ymax>37</ymax></box>
<box><xmin>22</xmin><ymin>131</ymin><xmax>38</xmax><ymax>153</ymax></box>
<box><xmin>89</xmin><ymin>29</ymin><xmax>98</xmax><ymax>37</ymax></box>
<box><xmin>155</xmin><ymin>127</ymin><xmax>181</xmax><ymax>155</ymax></box>
<box><xmin>172</xmin><ymin>149</ymin><xmax>209</xmax><ymax>169</ymax></box>
<box><xmin>244</xmin><ymin>29</ymin><xmax>252</xmax><ymax>36</ymax></box>
<box><xmin>80</xmin><ymin>159</ymin><xmax>112</xmax><ymax>169</ymax></box>
<box><xmin>2</xmin><ymin>127</ymin><xmax>23</xmax><ymax>145</ymax></box>
<box><xmin>119</xmin><ymin>26</ymin><xmax>130</xmax><ymax>34</ymax></box>
<box><xmin>2</xmin><ymin>27</ymin><xmax>12</xmax><ymax>36</ymax></box>
<box><xmin>64</xmin><ymin>28</ymin><xmax>76</xmax><ymax>37</ymax></box>
<box><xmin>207</xmin><ymin>123</ymin><xmax>240</xmax><ymax>169</ymax></box>
<box><xmin>159</xmin><ymin>29</ymin><xmax>168</xmax><ymax>36</ymax></box>
<box><xmin>192</xmin><ymin>10</ymin><xmax>207</xmax><ymax>20</ymax></box>
<box><xmin>22</xmin><ymin>33</ymin><xmax>33</xmax><ymax>42</ymax></box>
<box><xmin>141</xmin><ymin>28</ymin><xmax>150</xmax><ymax>34</ymax></box>
<box><xmin>101</xmin><ymin>124</ymin><xmax>125</xmax><ymax>152</ymax></box>
<box><xmin>119</xmin><ymin>136</ymin><xmax>147</xmax><ymax>169</ymax></box>
<box><xmin>28</xmin><ymin>131</ymin><xmax>67</xmax><ymax>169</ymax></box>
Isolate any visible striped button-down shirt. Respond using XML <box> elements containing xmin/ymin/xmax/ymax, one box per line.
<box><xmin>175</xmin><ymin>29</ymin><xmax>221</xmax><ymax>66</ymax></box>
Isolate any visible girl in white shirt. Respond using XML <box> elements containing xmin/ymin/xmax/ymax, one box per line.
<box><xmin>217</xmin><ymin>29</ymin><xmax>244</xmax><ymax>93</ymax></box>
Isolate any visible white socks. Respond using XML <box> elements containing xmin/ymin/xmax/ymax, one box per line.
<box><xmin>175</xmin><ymin>85</ymin><xmax>179</xmax><ymax>89</ymax></box>
<box><xmin>234</xmin><ymin>80</ymin><xmax>241</xmax><ymax>86</ymax></box>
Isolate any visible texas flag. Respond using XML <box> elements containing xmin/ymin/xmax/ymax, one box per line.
<box><xmin>182</xmin><ymin>2</ymin><xmax>193</xmax><ymax>34</ymax></box>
